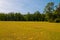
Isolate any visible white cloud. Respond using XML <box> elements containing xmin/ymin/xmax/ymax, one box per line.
<box><xmin>0</xmin><ymin>0</ymin><xmax>24</xmax><ymax>13</ymax></box>
<box><xmin>0</xmin><ymin>0</ymin><xmax>12</xmax><ymax>12</ymax></box>
<box><xmin>0</xmin><ymin>0</ymin><xmax>11</xmax><ymax>7</ymax></box>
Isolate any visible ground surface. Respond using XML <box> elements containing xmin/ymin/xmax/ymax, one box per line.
<box><xmin>0</xmin><ymin>21</ymin><xmax>60</xmax><ymax>40</ymax></box>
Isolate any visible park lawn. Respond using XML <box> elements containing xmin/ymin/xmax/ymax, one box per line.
<box><xmin>0</xmin><ymin>21</ymin><xmax>60</xmax><ymax>40</ymax></box>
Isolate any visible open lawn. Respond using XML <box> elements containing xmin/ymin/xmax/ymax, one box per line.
<box><xmin>0</xmin><ymin>21</ymin><xmax>60</xmax><ymax>40</ymax></box>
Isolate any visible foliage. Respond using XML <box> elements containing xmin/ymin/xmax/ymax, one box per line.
<box><xmin>0</xmin><ymin>2</ymin><xmax>60</xmax><ymax>23</ymax></box>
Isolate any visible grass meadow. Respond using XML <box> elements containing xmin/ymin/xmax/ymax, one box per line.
<box><xmin>0</xmin><ymin>21</ymin><xmax>60</xmax><ymax>40</ymax></box>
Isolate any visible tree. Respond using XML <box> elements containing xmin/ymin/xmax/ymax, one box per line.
<box><xmin>0</xmin><ymin>13</ymin><xmax>7</xmax><ymax>21</ymax></box>
<box><xmin>33</xmin><ymin>11</ymin><xmax>41</xmax><ymax>21</ymax></box>
<box><xmin>41</xmin><ymin>14</ymin><xmax>45</xmax><ymax>21</ymax></box>
<box><xmin>54</xmin><ymin>3</ymin><xmax>60</xmax><ymax>18</ymax></box>
<box><xmin>53</xmin><ymin>3</ymin><xmax>60</xmax><ymax>22</ymax></box>
<box><xmin>44</xmin><ymin>2</ymin><xmax>54</xmax><ymax>13</ymax></box>
<box><xmin>7</xmin><ymin>12</ymin><xmax>15</xmax><ymax>21</ymax></box>
<box><xmin>24</xmin><ymin>12</ymin><xmax>34</xmax><ymax>21</ymax></box>
<box><xmin>44</xmin><ymin>2</ymin><xmax>54</xmax><ymax>22</ymax></box>
<box><xmin>14</xmin><ymin>12</ymin><xmax>24</xmax><ymax>21</ymax></box>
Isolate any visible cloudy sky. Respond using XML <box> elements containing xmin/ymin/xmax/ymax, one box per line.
<box><xmin>0</xmin><ymin>0</ymin><xmax>60</xmax><ymax>14</ymax></box>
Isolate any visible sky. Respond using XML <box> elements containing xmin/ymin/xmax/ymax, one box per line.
<box><xmin>0</xmin><ymin>0</ymin><xmax>60</xmax><ymax>14</ymax></box>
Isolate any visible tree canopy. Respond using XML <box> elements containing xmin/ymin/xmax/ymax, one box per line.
<box><xmin>0</xmin><ymin>2</ymin><xmax>60</xmax><ymax>23</ymax></box>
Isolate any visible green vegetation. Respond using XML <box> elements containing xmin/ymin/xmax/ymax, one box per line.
<box><xmin>0</xmin><ymin>21</ymin><xmax>60</xmax><ymax>40</ymax></box>
<box><xmin>0</xmin><ymin>2</ymin><xmax>60</xmax><ymax>23</ymax></box>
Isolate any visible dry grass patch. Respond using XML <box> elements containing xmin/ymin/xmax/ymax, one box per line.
<box><xmin>0</xmin><ymin>21</ymin><xmax>60</xmax><ymax>40</ymax></box>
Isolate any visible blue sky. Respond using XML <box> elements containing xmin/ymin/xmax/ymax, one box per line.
<box><xmin>0</xmin><ymin>0</ymin><xmax>60</xmax><ymax>14</ymax></box>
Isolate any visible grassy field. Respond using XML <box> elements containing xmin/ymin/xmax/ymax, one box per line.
<box><xmin>0</xmin><ymin>21</ymin><xmax>60</xmax><ymax>40</ymax></box>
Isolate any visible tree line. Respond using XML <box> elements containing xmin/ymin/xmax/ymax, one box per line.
<box><xmin>0</xmin><ymin>2</ymin><xmax>60</xmax><ymax>23</ymax></box>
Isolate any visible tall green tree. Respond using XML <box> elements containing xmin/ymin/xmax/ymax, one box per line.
<box><xmin>24</xmin><ymin>12</ymin><xmax>34</xmax><ymax>21</ymax></box>
<box><xmin>33</xmin><ymin>11</ymin><xmax>41</xmax><ymax>21</ymax></box>
<box><xmin>44</xmin><ymin>2</ymin><xmax>54</xmax><ymax>22</ymax></box>
<box><xmin>14</xmin><ymin>12</ymin><xmax>24</xmax><ymax>21</ymax></box>
<box><xmin>53</xmin><ymin>3</ymin><xmax>60</xmax><ymax>22</ymax></box>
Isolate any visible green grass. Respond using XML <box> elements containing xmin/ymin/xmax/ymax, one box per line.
<box><xmin>0</xmin><ymin>21</ymin><xmax>60</xmax><ymax>40</ymax></box>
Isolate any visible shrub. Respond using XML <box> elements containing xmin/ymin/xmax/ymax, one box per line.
<box><xmin>54</xmin><ymin>18</ymin><xmax>60</xmax><ymax>23</ymax></box>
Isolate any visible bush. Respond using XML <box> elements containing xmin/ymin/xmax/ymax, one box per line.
<box><xmin>54</xmin><ymin>18</ymin><xmax>60</xmax><ymax>23</ymax></box>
